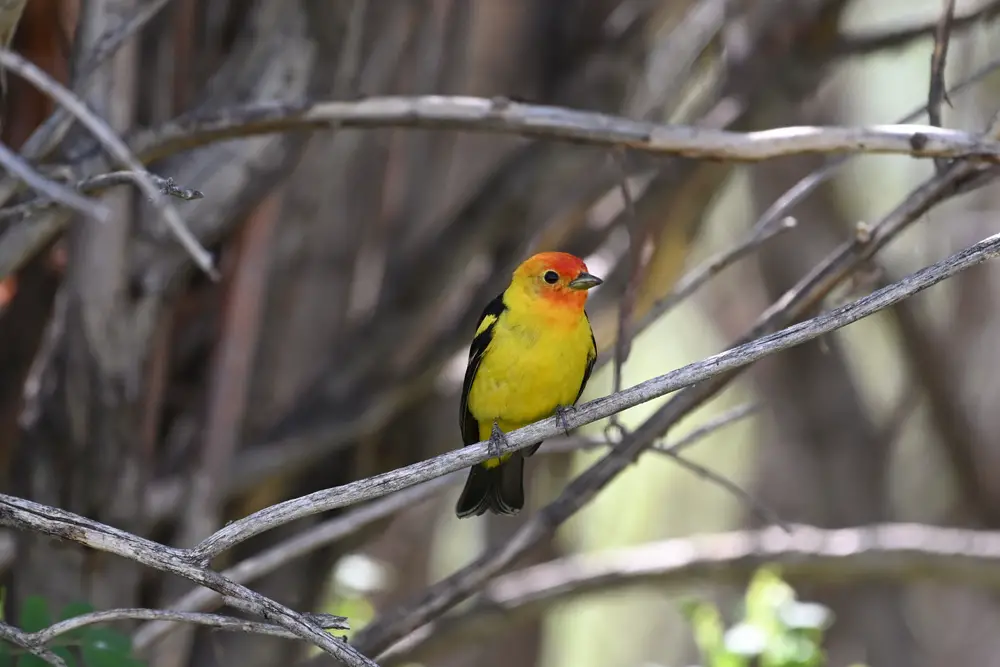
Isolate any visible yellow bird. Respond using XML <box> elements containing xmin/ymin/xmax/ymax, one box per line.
<box><xmin>456</xmin><ymin>251</ymin><xmax>602</xmax><ymax>518</ymax></box>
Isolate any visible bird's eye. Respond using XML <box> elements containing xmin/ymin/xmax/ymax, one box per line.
<box><xmin>543</xmin><ymin>270</ymin><xmax>559</xmax><ymax>284</ymax></box>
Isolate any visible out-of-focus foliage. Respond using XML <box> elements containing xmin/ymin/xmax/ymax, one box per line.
<box><xmin>683</xmin><ymin>568</ymin><xmax>858</xmax><ymax>667</ymax></box>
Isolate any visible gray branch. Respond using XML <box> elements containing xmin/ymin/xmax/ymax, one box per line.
<box><xmin>132</xmin><ymin>96</ymin><xmax>1000</xmax><ymax>163</ymax></box>
<box><xmin>192</xmin><ymin>228</ymin><xmax>1000</xmax><ymax>561</ymax></box>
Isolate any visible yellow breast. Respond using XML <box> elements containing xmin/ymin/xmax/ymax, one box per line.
<box><xmin>467</xmin><ymin>307</ymin><xmax>593</xmax><ymax>440</ymax></box>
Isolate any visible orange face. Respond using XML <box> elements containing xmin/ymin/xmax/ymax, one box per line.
<box><xmin>512</xmin><ymin>251</ymin><xmax>603</xmax><ymax>310</ymax></box>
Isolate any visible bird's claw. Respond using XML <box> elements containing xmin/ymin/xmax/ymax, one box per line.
<box><xmin>488</xmin><ymin>421</ymin><xmax>509</xmax><ymax>459</ymax></box>
<box><xmin>555</xmin><ymin>405</ymin><xmax>576</xmax><ymax>436</ymax></box>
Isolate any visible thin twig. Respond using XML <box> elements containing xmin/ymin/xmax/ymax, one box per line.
<box><xmin>0</xmin><ymin>142</ymin><xmax>110</xmax><ymax>221</ymax></box>
<box><xmin>0</xmin><ymin>497</ymin><xmax>377</xmax><ymax>667</ymax></box>
<box><xmin>929</xmin><ymin>0</ymin><xmax>957</xmax><ymax>171</ymax></box>
<box><xmin>654</xmin><ymin>402</ymin><xmax>762</xmax><ymax>457</ymax></box>
<box><xmin>928</xmin><ymin>0</ymin><xmax>957</xmax><ymax>129</ymax></box>
<box><xmin>193</xmin><ymin>229</ymin><xmax>1000</xmax><ymax>562</ymax></box>
<box><xmin>380</xmin><ymin>523</ymin><xmax>1000</xmax><ymax>665</ymax></box>
<box><xmin>607</xmin><ymin>150</ymin><xmax>642</xmax><ymax>439</ymax></box>
<box><xmin>0</xmin><ymin>170</ymin><xmax>203</xmax><ymax>223</ymax></box>
<box><xmin>133</xmin><ymin>475</ymin><xmax>457</xmax><ymax>652</ymax></box>
<box><xmin>651</xmin><ymin>402</ymin><xmax>783</xmax><ymax>531</ymax></box>
<box><xmin>129</xmin><ymin>96</ymin><xmax>1000</xmax><ymax>164</ymax></box>
<box><xmin>344</xmin><ymin>116</ymin><xmax>1000</xmax><ymax>658</ymax></box>
<box><xmin>753</xmin><ymin>54</ymin><xmax>1000</xmax><ymax>235</ymax></box>
<box><xmin>834</xmin><ymin>0</ymin><xmax>1000</xmax><ymax>55</ymax></box>
<box><xmin>595</xmin><ymin>216</ymin><xmax>799</xmax><ymax>376</ymax></box>
<box><xmin>0</xmin><ymin>48</ymin><xmax>218</xmax><ymax>279</ymax></box>
<box><xmin>10</xmin><ymin>0</ymin><xmax>172</xmax><ymax>164</ymax></box>
<box><xmin>26</xmin><ymin>609</ymin><xmax>348</xmax><ymax>647</ymax></box>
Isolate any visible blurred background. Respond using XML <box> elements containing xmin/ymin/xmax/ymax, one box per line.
<box><xmin>2</xmin><ymin>0</ymin><xmax>1000</xmax><ymax>666</ymax></box>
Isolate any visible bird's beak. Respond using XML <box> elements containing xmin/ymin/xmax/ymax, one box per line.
<box><xmin>568</xmin><ymin>272</ymin><xmax>603</xmax><ymax>291</ymax></box>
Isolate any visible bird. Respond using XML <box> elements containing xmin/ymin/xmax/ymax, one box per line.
<box><xmin>455</xmin><ymin>251</ymin><xmax>602</xmax><ymax>518</ymax></box>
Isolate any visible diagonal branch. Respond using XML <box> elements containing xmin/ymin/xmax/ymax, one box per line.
<box><xmin>0</xmin><ymin>496</ymin><xmax>377</xmax><ymax>667</ymax></box>
<box><xmin>0</xmin><ymin>48</ymin><xmax>217</xmax><ymax>279</ymax></box>
<box><xmin>193</xmin><ymin>228</ymin><xmax>1000</xmax><ymax>562</ymax></box>
<box><xmin>340</xmin><ymin>113</ymin><xmax>1000</xmax><ymax>660</ymax></box>
<box><xmin>0</xmin><ymin>622</ymin><xmax>66</xmax><ymax>667</ymax></box>
<box><xmin>131</xmin><ymin>96</ymin><xmax>1000</xmax><ymax>164</ymax></box>
<box><xmin>0</xmin><ymin>141</ymin><xmax>110</xmax><ymax>222</ymax></box>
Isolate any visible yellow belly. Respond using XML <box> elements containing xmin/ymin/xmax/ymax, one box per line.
<box><xmin>467</xmin><ymin>313</ymin><xmax>592</xmax><ymax>446</ymax></box>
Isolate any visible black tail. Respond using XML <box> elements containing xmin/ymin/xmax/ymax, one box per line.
<box><xmin>455</xmin><ymin>455</ymin><xmax>525</xmax><ymax>518</ymax></box>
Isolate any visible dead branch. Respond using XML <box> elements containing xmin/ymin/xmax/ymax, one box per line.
<box><xmin>380</xmin><ymin>522</ymin><xmax>1000</xmax><ymax>665</ymax></box>
<box><xmin>834</xmin><ymin>0</ymin><xmax>1000</xmax><ymax>55</ymax></box>
<box><xmin>0</xmin><ymin>621</ymin><xmax>66</xmax><ymax>667</ymax></box>
<box><xmin>0</xmin><ymin>496</ymin><xmax>377</xmax><ymax>667</ymax></box>
<box><xmin>195</xmin><ymin>227</ymin><xmax>1000</xmax><ymax>562</ymax></box>
<box><xmin>133</xmin><ymin>475</ymin><xmax>456</xmax><ymax>653</ymax></box>
<box><xmin>0</xmin><ymin>141</ymin><xmax>109</xmax><ymax>221</ymax></box>
<box><xmin>0</xmin><ymin>170</ymin><xmax>203</xmax><ymax>223</ymax></box>
<box><xmin>928</xmin><ymin>0</ymin><xmax>957</xmax><ymax>172</ymax></box>
<box><xmin>0</xmin><ymin>48</ymin><xmax>217</xmax><ymax>279</ymax></box>
<box><xmin>29</xmin><ymin>609</ymin><xmax>347</xmax><ymax>647</ymax></box>
<box><xmin>131</xmin><ymin>96</ymin><xmax>1000</xmax><ymax>164</ymax></box>
<box><xmin>341</xmin><ymin>109</ymin><xmax>1000</xmax><ymax>660</ymax></box>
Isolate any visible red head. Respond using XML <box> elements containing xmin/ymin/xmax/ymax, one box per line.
<box><xmin>508</xmin><ymin>251</ymin><xmax>603</xmax><ymax>313</ymax></box>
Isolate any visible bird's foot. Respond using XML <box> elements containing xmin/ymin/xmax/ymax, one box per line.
<box><xmin>488</xmin><ymin>421</ymin><xmax>509</xmax><ymax>459</ymax></box>
<box><xmin>555</xmin><ymin>405</ymin><xmax>576</xmax><ymax>436</ymax></box>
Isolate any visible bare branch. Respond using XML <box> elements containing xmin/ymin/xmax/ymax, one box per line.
<box><xmin>928</xmin><ymin>0</ymin><xmax>957</xmax><ymax>130</ymax></box>
<box><xmin>0</xmin><ymin>0</ymin><xmax>25</xmax><ymax>106</ymax></box>
<box><xmin>381</xmin><ymin>523</ymin><xmax>1000</xmax><ymax>665</ymax></box>
<box><xmin>834</xmin><ymin>0</ymin><xmax>1000</xmax><ymax>55</ymax></box>
<box><xmin>0</xmin><ymin>170</ymin><xmax>203</xmax><ymax>223</ymax></box>
<box><xmin>928</xmin><ymin>0</ymin><xmax>957</xmax><ymax>172</ymax></box>
<box><xmin>8</xmin><ymin>0</ymin><xmax>172</xmax><ymax>164</ymax></box>
<box><xmin>134</xmin><ymin>475</ymin><xmax>456</xmax><ymax>652</ymax></box>
<box><xmin>0</xmin><ymin>622</ymin><xmax>66</xmax><ymax>667</ymax></box>
<box><xmin>193</xmin><ymin>229</ymin><xmax>1000</xmax><ymax>562</ymax></box>
<box><xmin>343</xmin><ymin>113</ymin><xmax>1000</xmax><ymax>659</ymax></box>
<box><xmin>752</xmin><ymin>54</ymin><xmax>1000</xmax><ymax>237</ymax></box>
<box><xmin>599</xmin><ymin>216</ymin><xmax>799</xmax><ymax>373</ymax></box>
<box><xmin>0</xmin><ymin>496</ymin><xmax>377</xmax><ymax>667</ymax></box>
<box><xmin>131</xmin><ymin>96</ymin><xmax>1000</xmax><ymax>164</ymax></box>
<box><xmin>31</xmin><ymin>609</ymin><xmax>347</xmax><ymax>646</ymax></box>
<box><xmin>0</xmin><ymin>142</ymin><xmax>110</xmax><ymax>222</ymax></box>
<box><xmin>0</xmin><ymin>48</ymin><xmax>218</xmax><ymax>279</ymax></box>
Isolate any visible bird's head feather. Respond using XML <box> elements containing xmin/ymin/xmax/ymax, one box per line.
<box><xmin>506</xmin><ymin>251</ymin><xmax>602</xmax><ymax>315</ymax></box>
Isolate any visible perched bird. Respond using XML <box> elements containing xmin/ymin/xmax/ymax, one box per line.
<box><xmin>455</xmin><ymin>251</ymin><xmax>602</xmax><ymax>518</ymax></box>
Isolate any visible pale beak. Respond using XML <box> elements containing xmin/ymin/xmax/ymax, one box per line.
<box><xmin>568</xmin><ymin>272</ymin><xmax>603</xmax><ymax>291</ymax></box>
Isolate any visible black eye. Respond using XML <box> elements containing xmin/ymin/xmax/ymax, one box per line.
<box><xmin>543</xmin><ymin>270</ymin><xmax>559</xmax><ymax>284</ymax></box>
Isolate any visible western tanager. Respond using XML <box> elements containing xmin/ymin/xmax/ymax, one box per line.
<box><xmin>456</xmin><ymin>251</ymin><xmax>602</xmax><ymax>518</ymax></box>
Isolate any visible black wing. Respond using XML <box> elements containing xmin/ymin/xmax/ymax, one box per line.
<box><xmin>460</xmin><ymin>293</ymin><xmax>507</xmax><ymax>445</ymax></box>
<box><xmin>573</xmin><ymin>311</ymin><xmax>598</xmax><ymax>405</ymax></box>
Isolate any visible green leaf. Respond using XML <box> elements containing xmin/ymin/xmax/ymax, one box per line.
<box><xmin>18</xmin><ymin>597</ymin><xmax>51</xmax><ymax>633</ymax></box>
<box><xmin>686</xmin><ymin>601</ymin><xmax>725</xmax><ymax>657</ymax></box>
